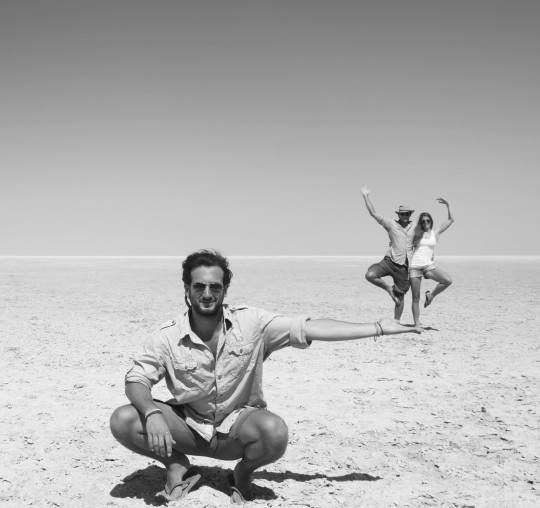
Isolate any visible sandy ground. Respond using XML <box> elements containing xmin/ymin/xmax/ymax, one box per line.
<box><xmin>1</xmin><ymin>256</ymin><xmax>539</xmax><ymax>508</ymax></box>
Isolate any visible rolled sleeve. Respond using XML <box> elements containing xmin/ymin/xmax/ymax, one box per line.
<box><xmin>260</xmin><ymin>311</ymin><xmax>311</xmax><ymax>354</ymax></box>
<box><xmin>289</xmin><ymin>315</ymin><xmax>311</xmax><ymax>349</ymax></box>
<box><xmin>124</xmin><ymin>331</ymin><xmax>166</xmax><ymax>389</ymax></box>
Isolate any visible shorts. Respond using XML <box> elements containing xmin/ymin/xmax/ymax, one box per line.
<box><xmin>368</xmin><ymin>256</ymin><xmax>410</xmax><ymax>295</ymax></box>
<box><xmin>409</xmin><ymin>263</ymin><xmax>436</xmax><ymax>278</ymax></box>
<box><xmin>153</xmin><ymin>400</ymin><xmax>262</xmax><ymax>460</ymax></box>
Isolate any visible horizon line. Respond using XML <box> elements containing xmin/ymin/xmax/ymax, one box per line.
<box><xmin>1</xmin><ymin>255</ymin><xmax>539</xmax><ymax>259</ymax></box>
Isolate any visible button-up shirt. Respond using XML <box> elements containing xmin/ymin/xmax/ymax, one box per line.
<box><xmin>125</xmin><ymin>305</ymin><xmax>310</xmax><ymax>441</ymax></box>
<box><xmin>372</xmin><ymin>213</ymin><xmax>417</xmax><ymax>265</ymax></box>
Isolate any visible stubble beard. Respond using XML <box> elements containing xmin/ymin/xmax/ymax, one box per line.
<box><xmin>190</xmin><ymin>298</ymin><xmax>223</xmax><ymax>318</ymax></box>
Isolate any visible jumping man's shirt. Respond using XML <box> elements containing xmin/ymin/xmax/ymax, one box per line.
<box><xmin>372</xmin><ymin>213</ymin><xmax>417</xmax><ymax>265</ymax></box>
<box><xmin>125</xmin><ymin>305</ymin><xmax>311</xmax><ymax>441</ymax></box>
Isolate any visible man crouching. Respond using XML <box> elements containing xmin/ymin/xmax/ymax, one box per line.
<box><xmin>110</xmin><ymin>249</ymin><xmax>420</xmax><ymax>503</ymax></box>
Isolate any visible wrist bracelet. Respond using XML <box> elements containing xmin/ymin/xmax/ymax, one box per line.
<box><xmin>144</xmin><ymin>408</ymin><xmax>162</xmax><ymax>421</ymax></box>
<box><xmin>374</xmin><ymin>321</ymin><xmax>383</xmax><ymax>337</ymax></box>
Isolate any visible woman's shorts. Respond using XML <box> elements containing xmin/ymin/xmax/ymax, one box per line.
<box><xmin>410</xmin><ymin>263</ymin><xmax>436</xmax><ymax>278</ymax></box>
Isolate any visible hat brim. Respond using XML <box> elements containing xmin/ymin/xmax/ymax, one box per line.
<box><xmin>395</xmin><ymin>210</ymin><xmax>414</xmax><ymax>214</ymax></box>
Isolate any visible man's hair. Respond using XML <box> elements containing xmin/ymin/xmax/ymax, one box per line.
<box><xmin>182</xmin><ymin>249</ymin><xmax>233</xmax><ymax>287</ymax></box>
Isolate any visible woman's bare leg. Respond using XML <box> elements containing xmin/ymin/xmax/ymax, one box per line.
<box><xmin>424</xmin><ymin>268</ymin><xmax>452</xmax><ymax>306</ymax></box>
<box><xmin>410</xmin><ymin>276</ymin><xmax>422</xmax><ymax>326</ymax></box>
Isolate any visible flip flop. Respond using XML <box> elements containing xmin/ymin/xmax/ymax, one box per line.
<box><xmin>230</xmin><ymin>485</ymin><xmax>247</xmax><ymax>504</ymax></box>
<box><xmin>227</xmin><ymin>473</ymin><xmax>251</xmax><ymax>504</ymax></box>
<box><xmin>155</xmin><ymin>472</ymin><xmax>201</xmax><ymax>502</ymax></box>
<box><xmin>424</xmin><ymin>291</ymin><xmax>432</xmax><ymax>308</ymax></box>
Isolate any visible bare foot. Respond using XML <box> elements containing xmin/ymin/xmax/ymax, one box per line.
<box><xmin>424</xmin><ymin>291</ymin><xmax>433</xmax><ymax>308</ymax></box>
<box><xmin>387</xmin><ymin>288</ymin><xmax>400</xmax><ymax>305</ymax></box>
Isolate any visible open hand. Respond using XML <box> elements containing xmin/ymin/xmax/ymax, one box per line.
<box><xmin>361</xmin><ymin>185</ymin><xmax>370</xmax><ymax>196</ymax></box>
<box><xmin>146</xmin><ymin>413</ymin><xmax>176</xmax><ymax>457</ymax></box>
<box><xmin>379</xmin><ymin>317</ymin><xmax>423</xmax><ymax>335</ymax></box>
<box><xmin>436</xmin><ymin>197</ymin><xmax>449</xmax><ymax>206</ymax></box>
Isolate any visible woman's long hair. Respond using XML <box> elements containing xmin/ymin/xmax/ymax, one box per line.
<box><xmin>412</xmin><ymin>212</ymin><xmax>434</xmax><ymax>251</ymax></box>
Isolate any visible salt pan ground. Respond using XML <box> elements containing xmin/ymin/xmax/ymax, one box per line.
<box><xmin>1</xmin><ymin>256</ymin><xmax>538</xmax><ymax>507</ymax></box>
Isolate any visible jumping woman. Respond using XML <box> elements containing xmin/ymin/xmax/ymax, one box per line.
<box><xmin>409</xmin><ymin>198</ymin><xmax>454</xmax><ymax>326</ymax></box>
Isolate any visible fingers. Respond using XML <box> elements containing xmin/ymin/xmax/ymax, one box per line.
<box><xmin>155</xmin><ymin>432</ymin><xmax>176</xmax><ymax>457</ymax></box>
<box><xmin>145</xmin><ymin>414</ymin><xmax>177</xmax><ymax>457</ymax></box>
<box><xmin>148</xmin><ymin>432</ymin><xmax>165</xmax><ymax>457</ymax></box>
<box><xmin>147</xmin><ymin>431</ymin><xmax>171</xmax><ymax>457</ymax></box>
<box><xmin>158</xmin><ymin>432</ymin><xmax>167</xmax><ymax>457</ymax></box>
<box><xmin>147</xmin><ymin>431</ymin><xmax>157</xmax><ymax>454</ymax></box>
<box><xmin>165</xmin><ymin>432</ymin><xmax>174</xmax><ymax>457</ymax></box>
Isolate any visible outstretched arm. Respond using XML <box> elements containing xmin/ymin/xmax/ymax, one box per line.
<box><xmin>306</xmin><ymin>317</ymin><xmax>420</xmax><ymax>342</ymax></box>
<box><xmin>435</xmin><ymin>198</ymin><xmax>454</xmax><ymax>236</ymax></box>
<box><xmin>361</xmin><ymin>185</ymin><xmax>378</xmax><ymax>218</ymax></box>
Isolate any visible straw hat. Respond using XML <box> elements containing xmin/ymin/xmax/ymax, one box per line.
<box><xmin>395</xmin><ymin>205</ymin><xmax>414</xmax><ymax>214</ymax></box>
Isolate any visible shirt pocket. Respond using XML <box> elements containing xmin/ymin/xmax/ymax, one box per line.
<box><xmin>228</xmin><ymin>342</ymin><xmax>253</xmax><ymax>357</ymax></box>
<box><xmin>171</xmin><ymin>359</ymin><xmax>206</xmax><ymax>391</ymax></box>
<box><xmin>224</xmin><ymin>342</ymin><xmax>255</xmax><ymax>378</ymax></box>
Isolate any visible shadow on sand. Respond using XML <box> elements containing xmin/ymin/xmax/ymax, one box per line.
<box><xmin>110</xmin><ymin>464</ymin><xmax>381</xmax><ymax>504</ymax></box>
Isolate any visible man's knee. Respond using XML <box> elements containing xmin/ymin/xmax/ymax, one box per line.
<box><xmin>260</xmin><ymin>416</ymin><xmax>288</xmax><ymax>458</ymax></box>
<box><xmin>365</xmin><ymin>270</ymin><xmax>377</xmax><ymax>282</ymax></box>
<box><xmin>245</xmin><ymin>412</ymin><xmax>289</xmax><ymax>458</ymax></box>
<box><xmin>110</xmin><ymin>404</ymin><xmax>139</xmax><ymax>441</ymax></box>
<box><xmin>263</xmin><ymin>415</ymin><xmax>288</xmax><ymax>443</ymax></box>
<box><xmin>411</xmin><ymin>293</ymin><xmax>420</xmax><ymax>303</ymax></box>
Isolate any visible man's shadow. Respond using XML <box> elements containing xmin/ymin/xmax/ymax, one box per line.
<box><xmin>110</xmin><ymin>465</ymin><xmax>381</xmax><ymax>505</ymax></box>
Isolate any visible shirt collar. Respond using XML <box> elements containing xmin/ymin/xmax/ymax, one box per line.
<box><xmin>395</xmin><ymin>219</ymin><xmax>412</xmax><ymax>229</ymax></box>
<box><xmin>222</xmin><ymin>305</ymin><xmax>234</xmax><ymax>330</ymax></box>
<box><xmin>177</xmin><ymin>305</ymin><xmax>233</xmax><ymax>343</ymax></box>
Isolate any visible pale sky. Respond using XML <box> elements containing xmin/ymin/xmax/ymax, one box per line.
<box><xmin>1</xmin><ymin>1</ymin><xmax>539</xmax><ymax>255</ymax></box>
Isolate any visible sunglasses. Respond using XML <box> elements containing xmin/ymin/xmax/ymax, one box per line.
<box><xmin>398</xmin><ymin>212</ymin><xmax>411</xmax><ymax>216</ymax></box>
<box><xmin>421</xmin><ymin>219</ymin><xmax>432</xmax><ymax>223</ymax></box>
<box><xmin>191</xmin><ymin>282</ymin><xmax>224</xmax><ymax>294</ymax></box>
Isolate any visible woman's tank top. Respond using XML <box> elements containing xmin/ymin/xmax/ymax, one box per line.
<box><xmin>411</xmin><ymin>230</ymin><xmax>437</xmax><ymax>266</ymax></box>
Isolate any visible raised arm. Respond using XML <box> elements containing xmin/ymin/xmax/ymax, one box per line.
<box><xmin>435</xmin><ymin>198</ymin><xmax>454</xmax><ymax>236</ymax></box>
<box><xmin>361</xmin><ymin>185</ymin><xmax>378</xmax><ymax>218</ymax></box>
<box><xmin>306</xmin><ymin>317</ymin><xmax>420</xmax><ymax>342</ymax></box>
